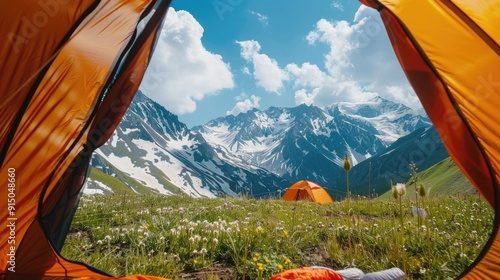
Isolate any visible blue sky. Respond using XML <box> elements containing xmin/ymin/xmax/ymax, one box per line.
<box><xmin>140</xmin><ymin>0</ymin><xmax>420</xmax><ymax>128</ymax></box>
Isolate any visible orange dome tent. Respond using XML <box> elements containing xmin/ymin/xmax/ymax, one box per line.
<box><xmin>282</xmin><ymin>180</ymin><xmax>334</xmax><ymax>204</ymax></box>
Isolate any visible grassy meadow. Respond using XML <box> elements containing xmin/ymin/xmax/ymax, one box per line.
<box><xmin>62</xmin><ymin>192</ymin><xmax>493</xmax><ymax>279</ymax></box>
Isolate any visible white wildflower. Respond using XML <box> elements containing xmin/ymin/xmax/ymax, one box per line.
<box><xmin>394</xmin><ymin>183</ymin><xmax>406</xmax><ymax>196</ymax></box>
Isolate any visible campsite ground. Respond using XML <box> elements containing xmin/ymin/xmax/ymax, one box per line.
<box><xmin>62</xmin><ymin>193</ymin><xmax>493</xmax><ymax>279</ymax></box>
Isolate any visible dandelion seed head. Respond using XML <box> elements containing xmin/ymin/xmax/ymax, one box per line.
<box><xmin>395</xmin><ymin>183</ymin><xmax>406</xmax><ymax>196</ymax></box>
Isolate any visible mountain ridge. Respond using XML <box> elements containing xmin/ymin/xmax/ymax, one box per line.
<box><xmin>85</xmin><ymin>91</ymin><xmax>443</xmax><ymax>199</ymax></box>
<box><xmin>194</xmin><ymin>96</ymin><xmax>430</xmax><ymax>187</ymax></box>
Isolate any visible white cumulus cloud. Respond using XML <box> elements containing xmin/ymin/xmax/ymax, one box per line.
<box><xmin>294</xmin><ymin>79</ymin><xmax>377</xmax><ymax>106</ymax></box>
<box><xmin>237</xmin><ymin>40</ymin><xmax>289</xmax><ymax>93</ymax></box>
<box><xmin>302</xmin><ymin>5</ymin><xmax>421</xmax><ymax>109</ymax></box>
<box><xmin>227</xmin><ymin>94</ymin><xmax>261</xmax><ymax>116</ymax></box>
<box><xmin>140</xmin><ymin>8</ymin><xmax>234</xmax><ymax>115</ymax></box>
<box><xmin>285</xmin><ymin>62</ymin><xmax>326</xmax><ymax>88</ymax></box>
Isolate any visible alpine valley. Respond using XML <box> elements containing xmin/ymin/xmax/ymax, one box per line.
<box><xmin>84</xmin><ymin>91</ymin><xmax>448</xmax><ymax>198</ymax></box>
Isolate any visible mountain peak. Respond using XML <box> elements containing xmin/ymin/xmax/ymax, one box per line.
<box><xmin>89</xmin><ymin>92</ymin><xmax>432</xmax><ymax>199</ymax></box>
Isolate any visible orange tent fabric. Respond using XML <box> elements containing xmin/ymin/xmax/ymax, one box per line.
<box><xmin>282</xmin><ymin>180</ymin><xmax>333</xmax><ymax>203</ymax></box>
<box><xmin>0</xmin><ymin>0</ymin><xmax>172</xmax><ymax>279</ymax></box>
<box><xmin>358</xmin><ymin>0</ymin><xmax>500</xmax><ymax>278</ymax></box>
<box><xmin>270</xmin><ymin>267</ymin><xmax>343</xmax><ymax>280</ymax></box>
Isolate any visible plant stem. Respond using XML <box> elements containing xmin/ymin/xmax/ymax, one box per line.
<box><xmin>346</xmin><ymin>170</ymin><xmax>352</xmax><ymax>262</ymax></box>
<box><xmin>346</xmin><ymin>171</ymin><xmax>350</xmax><ymax>203</ymax></box>
<box><xmin>422</xmin><ymin>197</ymin><xmax>432</xmax><ymax>269</ymax></box>
<box><xmin>399</xmin><ymin>196</ymin><xmax>407</xmax><ymax>275</ymax></box>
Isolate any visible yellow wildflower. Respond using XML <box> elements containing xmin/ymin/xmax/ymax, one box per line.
<box><xmin>283</xmin><ymin>255</ymin><xmax>291</xmax><ymax>264</ymax></box>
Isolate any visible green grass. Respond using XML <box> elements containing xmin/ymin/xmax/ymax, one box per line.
<box><xmin>89</xmin><ymin>161</ymin><xmax>156</xmax><ymax>195</ymax></box>
<box><xmin>411</xmin><ymin>157</ymin><xmax>478</xmax><ymax>197</ymax></box>
<box><xmin>378</xmin><ymin>157</ymin><xmax>478</xmax><ymax>200</ymax></box>
<box><xmin>62</xmin><ymin>193</ymin><xmax>493</xmax><ymax>279</ymax></box>
<box><xmin>88</xmin><ymin>167</ymin><xmax>137</xmax><ymax>195</ymax></box>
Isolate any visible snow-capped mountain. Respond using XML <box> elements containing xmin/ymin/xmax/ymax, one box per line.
<box><xmin>85</xmin><ymin>91</ymin><xmax>431</xmax><ymax>197</ymax></box>
<box><xmin>327</xmin><ymin>96</ymin><xmax>430</xmax><ymax>143</ymax></box>
<box><xmin>194</xmin><ymin>97</ymin><xmax>430</xmax><ymax>189</ymax></box>
<box><xmin>85</xmin><ymin>91</ymin><xmax>291</xmax><ymax>197</ymax></box>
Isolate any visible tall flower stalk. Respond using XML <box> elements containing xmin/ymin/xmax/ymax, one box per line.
<box><xmin>410</xmin><ymin>162</ymin><xmax>422</xmax><ymax>234</ymax></box>
<box><xmin>419</xmin><ymin>184</ymin><xmax>432</xmax><ymax>267</ymax></box>
<box><xmin>344</xmin><ymin>154</ymin><xmax>351</xmax><ymax>203</ymax></box>
<box><xmin>343</xmin><ymin>154</ymin><xmax>352</xmax><ymax>261</ymax></box>
<box><xmin>392</xmin><ymin>182</ymin><xmax>407</xmax><ymax>274</ymax></box>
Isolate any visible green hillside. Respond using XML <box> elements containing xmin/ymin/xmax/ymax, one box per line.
<box><xmin>333</xmin><ymin>127</ymin><xmax>450</xmax><ymax>200</ymax></box>
<box><xmin>89</xmin><ymin>155</ymin><xmax>478</xmax><ymax>200</ymax></box>
<box><xmin>87</xmin><ymin>167</ymin><xmax>156</xmax><ymax>195</ymax></box>
<box><xmin>88</xmin><ymin>167</ymin><xmax>135</xmax><ymax>195</ymax></box>
<box><xmin>379</xmin><ymin>157</ymin><xmax>478</xmax><ymax>199</ymax></box>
